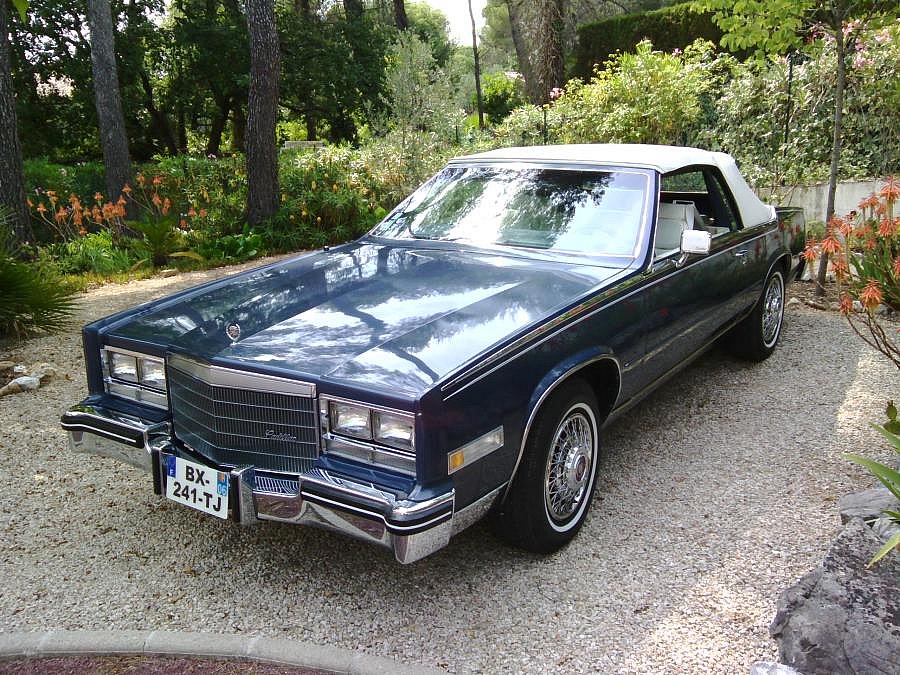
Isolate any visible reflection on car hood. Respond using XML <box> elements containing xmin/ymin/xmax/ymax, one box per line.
<box><xmin>109</xmin><ymin>239</ymin><xmax>624</xmax><ymax>396</ymax></box>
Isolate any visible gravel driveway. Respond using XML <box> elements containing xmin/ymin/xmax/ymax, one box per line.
<box><xmin>0</xmin><ymin>259</ymin><xmax>894</xmax><ymax>674</ymax></box>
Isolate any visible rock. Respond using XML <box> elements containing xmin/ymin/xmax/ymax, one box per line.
<box><xmin>770</xmin><ymin>518</ymin><xmax>900</xmax><ymax>675</ymax></box>
<box><xmin>852</xmin><ymin>300</ymin><xmax>864</xmax><ymax>312</ymax></box>
<box><xmin>28</xmin><ymin>362</ymin><xmax>58</xmax><ymax>383</ymax></box>
<box><xmin>159</xmin><ymin>268</ymin><xmax>178</xmax><ymax>278</ymax></box>
<box><xmin>749</xmin><ymin>662</ymin><xmax>800</xmax><ymax>675</ymax></box>
<box><xmin>839</xmin><ymin>487</ymin><xmax>899</xmax><ymax>524</ymax></box>
<box><xmin>0</xmin><ymin>375</ymin><xmax>41</xmax><ymax>396</ymax></box>
<box><xmin>786</xmin><ymin>298</ymin><xmax>801</xmax><ymax>309</ymax></box>
<box><xmin>11</xmin><ymin>364</ymin><xmax>27</xmax><ymax>375</ymax></box>
<box><xmin>0</xmin><ymin>361</ymin><xmax>16</xmax><ymax>373</ymax></box>
<box><xmin>803</xmin><ymin>299</ymin><xmax>828</xmax><ymax>311</ymax></box>
<box><xmin>871</xmin><ymin>516</ymin><xmax>900</xmax><ymax>543</ymax></box>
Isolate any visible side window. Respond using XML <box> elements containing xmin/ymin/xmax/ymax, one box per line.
<box><xmin>656</xmin><ymin>169</ymin><xmax>712</xmax><ymax>259</ymax></box>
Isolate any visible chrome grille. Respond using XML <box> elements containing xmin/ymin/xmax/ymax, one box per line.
<box><xmin>167</xmin><ymin>357</ymin><xmax>318</xmax><ymax>474</ymax></box>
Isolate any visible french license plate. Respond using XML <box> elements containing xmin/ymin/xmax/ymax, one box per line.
<box><xmin>165</xmin><ymin>455</ymin><xmax>229</xmax><ymax>519</ymax></box>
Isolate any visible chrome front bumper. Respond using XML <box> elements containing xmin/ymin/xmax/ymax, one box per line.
<box><xmin>61</xmin><ymin>403</ymin><xmax>457</xmax><ymax>563</ymax></box>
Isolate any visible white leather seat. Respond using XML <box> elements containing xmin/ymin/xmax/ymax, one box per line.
<box><xmin>655</xmin><ymin>202</ymin><xmax>694</xmax><ymax>255</ymax></box>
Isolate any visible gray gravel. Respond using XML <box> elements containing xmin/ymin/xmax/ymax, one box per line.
<box><xmin>0</xmin><ymin>262</ymin><xmax>895</xmax><ymax>674</ymax></box>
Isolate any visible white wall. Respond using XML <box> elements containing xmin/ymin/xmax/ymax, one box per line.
<box><xmin>757</xmin><ymin>179</ymin><xmax>886</xmax><ymax>223</ymax></box>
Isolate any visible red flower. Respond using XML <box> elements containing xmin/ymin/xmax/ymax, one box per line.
<box><xmin>859</xmin><ymin>280</ymin><xmax>883</xmax><ymax>309</ymax></box>
<box><xmin>858</xmin><ymin>194</ymin><xmax>879</xmax><ymax>211</ymax></box>
<box><xmin>893</xmin><ymin>258</ymin><xmax>900</xmax><ymax>278</ymax></box>
<box><xmin>878</xmin><ymin>217</ymin><xmax>896</xmax><ymax>237</ymax></box>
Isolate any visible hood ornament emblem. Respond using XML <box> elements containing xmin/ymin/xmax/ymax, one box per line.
<box><xmin>225</xmin><ymin>322</ymin><xmax>241</xmax><ymax>342</ymax></box>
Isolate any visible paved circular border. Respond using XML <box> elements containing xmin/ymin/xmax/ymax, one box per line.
<box><xmin>0</xmin><ymin>630</ymin><xmax>441</xmax><ymax>675</ymax></box>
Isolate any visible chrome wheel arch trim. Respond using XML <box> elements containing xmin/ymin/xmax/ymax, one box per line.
<box><xmin>500</xmin><ymin>354</ymin><xmax>621</xmax><ymax>504</ymax></box>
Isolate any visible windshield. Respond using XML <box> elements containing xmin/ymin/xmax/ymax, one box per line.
<box><xmin>372</xmin><ymin>166</ymin><xmax>650</xmax><ymax>258</ymax></box>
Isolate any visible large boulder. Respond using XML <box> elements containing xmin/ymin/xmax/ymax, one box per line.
<box><xmin>770</xmin><ymin>518</ymin><xmax>900</xmax><ymax>674</ymax></box>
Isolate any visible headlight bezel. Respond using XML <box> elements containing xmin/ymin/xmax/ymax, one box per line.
<box><xmin>101</xmin><ymin>346</ymin><xmax>168</xmax><ymax>409</ymax></box>
<box><xmin>319</xmin><ymin>395</ymin><xmax>416</xmax><ymax>474</ymax></box>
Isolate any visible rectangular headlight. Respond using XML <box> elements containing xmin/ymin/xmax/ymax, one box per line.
<box><xmin>329</xmin><ymin>401</ymin><xmax>372</xmax><ymax>439</ymax></box>
<box><xmin>374</xmin><ymin>411</ymin><xmax>414</xmax><ymax>452</ymax></box>
<box><xmin>110</xmin><ymin>352</ymin><xmax>138</xmax><ymax>383</ymax></box>
<box><xmin>140</xmin><ymin>358</ymin><xmax>167</xmax><ymax>391</ymax></box>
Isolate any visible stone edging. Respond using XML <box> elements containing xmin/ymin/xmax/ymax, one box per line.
<box><xmin>0</xmin><ymin>630</ymin><xmax>442</xmax><ymax>675</ymax></box>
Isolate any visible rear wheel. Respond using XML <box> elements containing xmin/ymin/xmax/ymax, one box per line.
<box><xmin>729</xmin><ymin>269</ymin><xmax>785</xmax><ymax>361</ymax></box>
<box><xmin>493</xmin><ymin>379</ymin><xmax>600</xmax><ymax>553</ymax></box>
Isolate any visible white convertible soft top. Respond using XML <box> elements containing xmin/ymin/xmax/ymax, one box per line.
<box><xmin>455</xmin><ymin>144</ymin><xmax>776</xmax><ymax>228</ymax></box>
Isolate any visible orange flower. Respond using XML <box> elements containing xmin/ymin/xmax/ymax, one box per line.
<box><xmin>865</xmin><ymin>237</ymin><xmax>877</xmax><ymax>250</ymax></box>
<box><xmin>26</xmin><ymin>198</ymin><xmax>33</xmax><ymax>208</ymax></box>
<box><xmin>179</xmin><ymin>219</ymin><xmax>188</xmax><ymax>229</ymax></box>
<box><xmin>838</xmin><ymin>219</ymin><xmax>853</xmax><ymax>237</ymax></box>
<box><xmin>880</xmin><ymin>176</ymin><xmax>900</xmax><ymax>203</ymax></box>
<box><xmin>94</xmin><ymin>192</ymin><xmax>103</xmax><ymax>203</ymax></box>
<box><xmin>187</xmin><ymin>206</ymin><xmax>196</xmax><ymax>217</ymax></box>
<box><xmin>78</xmin><ymin>226</ymin><xmax>87</xmax><ymax>236</ymax></box>
<box><xmin>879</xmin><ymin>217</ymin><xmax>896</xmax><ymax>237</ymax></box>
<box><xmin>820</xmin><ymin>235</ymin><xmax>841</xmax><ymax>255</ymax></box>
<box><xmin>803</xmin><ymin>240</ymin><xmax>818</xmax><ymax>263</ymax></box>
<box><xmin>198</xmin><ymin>208</ymin><xmax>207</xmax><ymax>218</ymax></box>
<box><xmin>152</xmin><ymin>175</ymin><xmax>162</xmax><ymax>186</ymax></box>
<box><xmin>858</xmin><ymin>194</ymin><xmax>879</xmax><ymax>211</ymax></box>
<box><xmin>151</xmin><ymin>193</ymin><xmax>162</xmax><ymax>207</ymax></box>
<box><xmin>82</xmin><ymin>208</ymin><xmax>91</xmax><ymax>219</ymax></box>
<box><xmin>161</xmin><ymin>197</ymin><xmax>171</xmax><ymax>216</ymax></box>
<box><xmin>122</xmin><ymin>183</ymin><xmax>132</xmax><ymax>195</ymax></box>
<box><xmin>136</xmin><ymin>173</ymin><xmax>146</xmax><ymax>187</ymax></box>
<box><xmin>92</xmin><ymin>206</ymin><xmax>102</xmax><ymax>223</ymax></box>
<box><xmin>36</xmin><ymin>203</ymin><xmax>47</xmax><ymax>214</ymax></box>
<box><xmin>117</xmin><ymin>196</ymin><xmax>127</xmax><ymax>206</ymax></box>
<box><xmin>859</xmin><ymin>280</ymin><xmax>884</xmax><ymax>309</ymax></box>
<box><xmin>55</xmin><ymin>208</ymin><xmax>66</xmax><ymax>223</ymax></box>
<box><xmin>839</xmin><ymin>294</ymin><xmax>853</xmax><ymax>315</ymax></box>
<box><xmin>73</xmin><ymin>209</ymin><xmax>83</xmax><ymax>227</ymax></box>
<box><xmin>832</xmin><ymin>257</ymin><xmax>849</xmax><ymax>281</ymax></box>
<box><xmin>894</xmin><ymin>258</ymin><xmax>900</xmax><ymax>277</ymax></box>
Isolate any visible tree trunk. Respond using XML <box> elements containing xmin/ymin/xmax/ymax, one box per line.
<box><xmin>139</xmin><ymin>70</ymin><xmax>179</xmax><ymax>155</ymax></box>
<box><xmin>245</xmin><ymin>0</ymin><xmax>280</xmax><ymax>226</ymax></box>
<box><xmin>232</xmin><ymin>105</ymin><xmax>246</xmax><ymax>152</ymax></box>
<box><xmin>343</xmin><ymin>0</ymin><xmax>364</xmax><ymax>21</ymax></box>
<box><xmin>87</xmin><ymin>0</ymin><xmax>133</xmax><ymax>205</ymax></box>
<box><xmin>468</xmin><ymin>0</ymin><xmax>484</xmax><ymax>129</ymax></box>
<box><xmin>815</xmin><ymin>29</ymin><xmax>847</xmax><ymax>296</ymax></box>
<box><xmin>305</xmin><ymin>110</ymin><xmax>317</xmax><ymax>141</ymax></box>
<box><xmin>534</xmin><ymin>0</ymin><xmax>565</xmax><ymax>103</ymax></box>
<box><xmin>506</xmin><ymin>0</ymin><xmax>539</xmax><ymax>104</ymax></box>
<box><xmin>393</xmin><ymin>0</ymin><xmax>408</xmax><ymax>30</ymax></box>
<box><xmin>0</xmin><ymin>0</ymin><xmax>32</xmax><ymax>249</ymax></box>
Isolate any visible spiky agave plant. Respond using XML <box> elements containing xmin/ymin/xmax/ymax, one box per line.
<box><xmin>0</xmin><ymin>208</ymin><xmax>77</xmax><ymax>339</ymax></box>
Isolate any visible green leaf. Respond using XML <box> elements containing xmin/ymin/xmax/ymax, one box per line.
<box><xmin>887</xmin><ymin>400</ymin><xmax>897</xmax><ymax>423</ymax></box>
<box><xmin>844</xmin><ymin>453</ymin><xmax>900</xmax><ymax>501</ymax></box>
<box><xmin>868</xmin><ymin>530</ymin><xmax>900</xmax><ymax>567</ymax></box>
<box><xmin>169</xmin><ymin>251</ymin><xmax>205</xmax><ymax>262</ymax></box>
<box><xmin>881</xmin><ymin>509</ymin><xmax>900</xmax><ymax>522</ymax></box>
<box><xmin>870</xmin><ymin>423</ymin><xmax>900</xmax><ymax>454</ymax></box>
<box><xmin>11</xmin><ymin>0</ymin><xmax>27</xmax><ymax>23</ymax></box>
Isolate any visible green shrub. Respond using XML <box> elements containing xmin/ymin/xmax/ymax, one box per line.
<box><xmin>574</xmin><ymin>2</ymin><xmax>726</xmax><ymax>78</ymax></box>
<box><xmin>498</xmin><ymin>39</ymin><xmax>729</xmax><ymax>147</ymax></box>
<box><xmin>478</xmin><ymin>72</ymin><xmax>525</xmax><ymax>124</ymax></box>
<box><xmin>0</xmin><ymin>209</ymin><xmax>76</xmax><ymax>339</ymax></box>
<box><xmin>49</xmin><ymin>230</ymin><xmax>136</xmax><ymax>276</ymax></box>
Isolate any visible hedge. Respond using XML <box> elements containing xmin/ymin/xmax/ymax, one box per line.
<box><xmin>573</xmin><ymin>3</ymin><xmax>725</xmax><ymax>78</ymax></box>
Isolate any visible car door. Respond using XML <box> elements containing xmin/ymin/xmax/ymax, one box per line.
<box><xmin>637</xmin><ymin>167</ymin><xmax>749</xmax><ymax>387</ymax></box>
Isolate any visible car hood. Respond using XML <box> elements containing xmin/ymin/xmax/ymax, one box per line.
<box><xmin>108</xmin><ymin>239</ymin><xmax>625</xmax><ymax>396</ymax></box>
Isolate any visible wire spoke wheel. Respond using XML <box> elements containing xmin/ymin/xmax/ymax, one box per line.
<box><xmin>762</xmin><ymin>273</ymin><xmax>784</xmax><ymax>347</ymax></box>
<box><xmin>543</xmin><ymin>408</ymin><xmax>595</xmax><ymax>524</ymax></box>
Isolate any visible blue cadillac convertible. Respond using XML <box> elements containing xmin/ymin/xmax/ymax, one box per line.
<box><xmin>62</xmin><ymin>144</ymin><xmax>805</xmax><ymax>563</ymax></box>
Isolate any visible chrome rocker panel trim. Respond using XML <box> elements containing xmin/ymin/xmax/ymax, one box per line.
<box><xmin>62</xmin><ymin>402</ymin><xmax>485</xmax><ymax>564</ymax></box>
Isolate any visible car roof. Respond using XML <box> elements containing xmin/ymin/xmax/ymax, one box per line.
<box><xmin>450</xmin><ymin>143</ymin><xmax>776</xmax><ymax>228</ymax></box>
<box><xmin>454</xmin><ymin>143</ymin><xmax>736</xmax><ymax>174</ymax></box>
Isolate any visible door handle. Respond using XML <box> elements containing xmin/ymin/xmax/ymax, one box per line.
<box><xmin>734</xmin><ymin>249</ymin><xmax>749</xmax><ymax>264</ymax></box>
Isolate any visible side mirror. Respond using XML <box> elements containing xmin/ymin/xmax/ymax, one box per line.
<box><xmin>680</xmin><ymin>229</ymin><xmax>711</xmax><ymax>256</ymax></box>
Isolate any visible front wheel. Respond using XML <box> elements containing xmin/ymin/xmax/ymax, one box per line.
<box><xmin>492</xmin><ymin>379</ymin><xmax>600</xmax><ymax>553</ymax></box>
<box><xmin>728</xmin><ymin>269</ymin><xmax>785</xmax><ymax>361</ymax></box>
